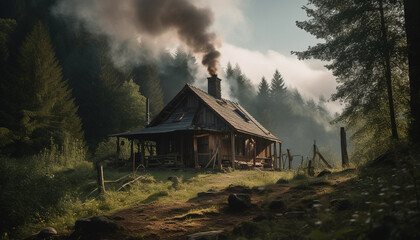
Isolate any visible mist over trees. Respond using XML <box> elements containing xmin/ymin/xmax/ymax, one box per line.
<box><xmin>224</xmin><ymin>64</ymin><xmax>340</xmax><ymax>164</ymax></box>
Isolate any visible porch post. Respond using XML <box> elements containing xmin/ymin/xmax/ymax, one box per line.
<box><xmin>180</xmin><ymin>136</ymin><xmax>184</xmax><ymax>168</ymax></box>
<box><xmin>231</xmin><ymin>132</ymin><xmax>235</xmax><ymax>168</ymax></box>
<box><xmin>130</xmin><ymin>139</ymin><xmax>134</xmax><ymax>174</ymax></box>
<box><xmin>253</xmin><ymin>140</ymin><xmax>256</xmax><ymax>167</ymax></box>
<box><xmin>116</xmin><ymin>137</ymin><xmax>120</xmax><ymax>162</ymax></box>
<box><xmin>279</xmin><ymin>142</ymin><xmax>282</xmax><ymax>170</ymax></box>
<box><xmin>140</xmin><ymin>140</ymin><xmax>145</xmax><ymax>167</ymax></box>
<box><xmin>193</xmin><ymin>135</ymin><xmax>199</xmax><ymax>170</ymax></box>
<box><xmin>273</xmin><ymin>142</ymin><xmax>277</xmax><ymax>169</ymax></box>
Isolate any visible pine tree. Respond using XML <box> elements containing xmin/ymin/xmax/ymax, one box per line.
<box><xmin>270</xmin><ymin>69</ymin><xmax>287</xmax><ymax>102</ymax></box>
<box><xmin>295</xmin><ymin>0</ymin><xmax>407</xmax><ymax>141</ymax></box>
<box><xmin>14</xmin><ymin>22</ymin><xmax>83</xmax><ymax>153</ymax></box>
<box><xmin>257</xmin><ymin>77</ymin><xmax>270</xmax><ymax>104</ymax></box>
<box><xmin>133</xmin><ymin>64</ymin><xmax>164</xmax><ymax>117</ymax></box>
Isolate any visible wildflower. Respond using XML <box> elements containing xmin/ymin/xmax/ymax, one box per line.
<box><xmin>378</xmin><ymin>209</ymin><xmax>384</xmax><ymax>213</ymax></box>
<box><xmin>315</xmin><ymin>220</ymin><xmax>322</xmax><ymax>225</ymax></box>
<box><xmin>379</xmin><ymin>193</ymin><xmax>385</xmax><ymax>196</ymax></box>
<box><xmin>394</xmin><ymin>200</ymin><xmax>403</xmax><ymax>205</ymax></box>
<box><xmin>365</xmin><ymin>217</ymin><xmax>371</xmax><ymax>224</ymax></box>
<box><xmin>350</xmin><ymin>219</ymin><xmax>356</xmax><ymax>223</ymax></box>
<box><xmin>352</xmin><ymin>214</ymin><xmax>359</xmax><ymax>218</ymax></box>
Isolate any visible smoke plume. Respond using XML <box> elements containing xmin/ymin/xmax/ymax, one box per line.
<box><xmin>54</xmin><ymin>0</ymin><xmax>221</xmax><ymax>75</ymax></box>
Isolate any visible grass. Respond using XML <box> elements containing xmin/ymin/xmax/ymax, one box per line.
<box><xmin>8</xmin><ymin>167</ymin><xmax>294</xmax><ymax>239</ymax></box>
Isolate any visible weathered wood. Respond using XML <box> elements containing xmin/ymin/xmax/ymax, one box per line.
<box><xmin>193</xmin><ymin>136</ymin><xmax>199</xmax><ymax>169</ymax></box>
<box><xmin>140</xmin><ymin>140</ymin><xmax>145</xmax><ymax>166</ymax></box>
<box><xmin>340</xmin><ymin>127</ymin><xmax>350</xmax><ymax>168</ymax></box>
<box><xmin>97</xmin><ymin>164</ymin><xmax>105</xmax><ymax>194</ymax></box>
<box><xmin>279</xmin><ymin>142</ymin><xmax>282</xmax><ymax>170</ymax></box>
<box><xmin>273</xmin><ymin>142</ymin><xmax>278</xmax><ymax>169</ymax></box>
<box><xmin>180</xmin><ymin>137</ymin><xmax>184</xmax><ymax>167</ymax></box>
<box><xmin>231</xmin><ymin>132</ymin><xmax>235</xmax><ymax>168</ymax></box>
<box><xmin>287</xmin><ymin>149</ymin><xmax>293</xmax><ymax>170</ymax></box>
<box><xmin>253</xmin><ymin>140</ymin><xmax>256</xmax><ymax>167</ymax></box>
<box><xmin>130</xmin><ymin>140</ymin><xmax>134</xmax><ymax>175</ymax></box>
<box><xmin>317</xmin><ymin>151</ymin><xmax>333</xmax><ymax>169</ymax></box>
<box><xmin>217</xmin><ymin>136</ymin><xmax>222</xmax><ymax>170</ymax></box>
<box><xmin>116</xmin><ymin>137</ymin><xmax>120</xmax><ymax>162</ymax></box>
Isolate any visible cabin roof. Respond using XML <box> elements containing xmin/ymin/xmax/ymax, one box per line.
<box><xmin>111</xmin><ymin>83</ymin><xmax>280</xmax><ymax>142</ymax></box>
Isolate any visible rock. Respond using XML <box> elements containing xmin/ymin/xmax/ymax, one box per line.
<box><xmin>71</xmin><ymin>216</ymin><xmax>118</xmax><ymax>240</ymax></box>
<box><xmin>317</xmin><ymin>169</ymin><xmax>332</xmax><ymax>177</ymax></box>
<box><xmin>228</xmin><ymin>193</ymin><xmax>251</xmax><ymax>211</ymax></box>
<box><xmin>225</xmin><ymin>185</ymin><xmax>252</xmax><ymax>194</ymax></box>
<box><xmin>37</xmin><ymin>227</ymin><xmax>57</xmax><ymax>239</ymax></box>
<box><xmin>276</xmin><ymin>179</ymin><xmax>289</xmax><ymax>184</ymax></box>
<box><xmin>186</xmin><ymin>230</ymin><xmax>227</xmax><ymax>240</ymax></box>
<box><xmin>252</xmin><ymin>186</ymin><xmax>273</xmax><ymax>194</ymax></box>
<box><xmin>330</xmin><ymin>198</ymin><xmax>352</xmax><ymax>211</ymax></box>
<box><xmin>268</xmin><ymin>200</ymin><xmax>285</xmax><ymax>210</ymax></box>
<box><xmin>197</xmin><ymin>189</ymin><xmax>217</xmax><ymax>197</ymax></box>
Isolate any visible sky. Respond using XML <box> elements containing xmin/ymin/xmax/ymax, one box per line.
<box><xmin>199</xmin><ymin>0</ymin><xmax>341</xmax><ymax>113</ymax></box>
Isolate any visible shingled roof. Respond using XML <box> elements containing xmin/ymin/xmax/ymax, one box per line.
<box><xmin>186</xmin><ymin>84</ymin><xmax>279</xmax><ymax>142</ymax></box>
<box><xmin>112</xmin><ymin>83</ymin><xmax>280</xmax><ymax>142</ymax></box>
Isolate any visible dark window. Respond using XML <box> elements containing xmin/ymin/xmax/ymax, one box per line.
<box><xmin>234</xmin><ymin>109</ymin><xmax>249</xmax><ymax>122</ymax></box>
<box><xmin>173</xmin><ymin>113</ymin><xmax>185</xmax><ymax>122</ymax></box>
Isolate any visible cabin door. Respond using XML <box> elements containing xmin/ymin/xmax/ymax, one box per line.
<box><xmin>245</xmin><ymin>138</ymin><xmax>256</xmax><ymax>163</ymax></box>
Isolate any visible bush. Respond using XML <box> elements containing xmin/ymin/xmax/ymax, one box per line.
<box><xmin>0</xmin><ymin>138</ymin><xmax>93</xmax><ymax>238</ymax></box>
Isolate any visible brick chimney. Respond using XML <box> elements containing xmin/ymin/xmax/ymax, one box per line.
<box><xmin>207</xmin><ymin>75</ymin><xmax>221</xmax><ymax>99</ymax></box>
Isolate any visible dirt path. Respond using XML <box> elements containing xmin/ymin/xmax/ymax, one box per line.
<box><xmin>105</xmin><ymin>183</ymin><xmax>291</xmax><ymax>239</ymax></box>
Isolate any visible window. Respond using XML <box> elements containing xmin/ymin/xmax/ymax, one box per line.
<box><xmin>234</xmin><ymin>109</ymin><xmax>249</xmax><ymax>122</ymax></box>
<box><xmin>173</xmin><ymin>113</ymin><xmax>185</xmax><ymax>122</ymax></box>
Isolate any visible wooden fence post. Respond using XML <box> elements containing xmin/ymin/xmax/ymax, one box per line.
<box><xmin>340</xmin><ymin>127</ymin><xmax>350</xmax><ymax>168</ymax></box>
<box><xmin>97</xmin><ymin>164</ymin><xmax>105</xmax><ymax>194</ymax></box>
<box><xmin>273</xmin><ymin>142</ymin><xmax>278</xmax><ymax>169</ymax></box>
<box><xmin>287</xmin><ymin>149</ymin><xmax>293</xmax><ymax>170</ymax></box>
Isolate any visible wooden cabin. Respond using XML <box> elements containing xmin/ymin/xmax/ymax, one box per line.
<box><xmin>111</xmin><ymin>75</ymin><xmax>282</xmax><ymax>170</ymax></box>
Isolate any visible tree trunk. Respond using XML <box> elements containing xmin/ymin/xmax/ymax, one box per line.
<box><xmin>403</xmin><ymin>0</ymin><xmax>420</xmax><ymax>143</ymax></box>
<box><xmin>379</xmin><ymin>0</ymin><xmax>399</xmax><ymax>140</ymax></box>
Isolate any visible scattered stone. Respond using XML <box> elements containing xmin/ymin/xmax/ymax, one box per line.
<box><xmin>186</xmin><ymin>230</ymin><xmax>227</xmax><ymax>240</ymax></box>
<box><xmin>276</xmin><ymin>179</ymin><xmax>289</xmax><ymax>184</ymax></box>
<box><xmin>228</xmin><ymin>193</ymin><xmax>251</xmax><ymax>211</ymax></box>
<box><xmin>330</xmin><ymin>198</ymin><xmax>352</xmax><ymax>211</ymax></box>
<box><xmin>225</xmin><ymin>185</ymin><xmax>252</xmax><ymax>194</ymax></box>
<box><xmin>268</xmin><ymin>200</ymin><xmax>285</xmax><ymax>211</ymax></box>
<box><xmin>197</xmin><ymin>189</ymin><xmax>217</xmax><ymax>197</ymax></box>
<box><xmin>252</xmin><ymin>186</ymin><xmax>272</xmax><ymax>194</ymax></box>
<box><xmin>317</xmin><ymin>169</ymin><xmax>332</xmax><ymax>177</ymax></box>
<box><xmin>37</xmin><ymin>227</ymin><xmax>57</xmax><ymax>239</ymax></box>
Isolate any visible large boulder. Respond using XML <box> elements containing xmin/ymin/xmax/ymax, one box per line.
<box><xmin>70</xmin><ymin>216</ymin><xmax>118</xmax><ymax>240</ymax></box>
<box><xmin>228</xmin><ymin>194</ymin><xmax>251</xmax><ymax>211</ymax></box>
<box><xmin>186</xmin><ymin>230</ymin><xmax>227</xmax><ymax>240</ymax></box>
